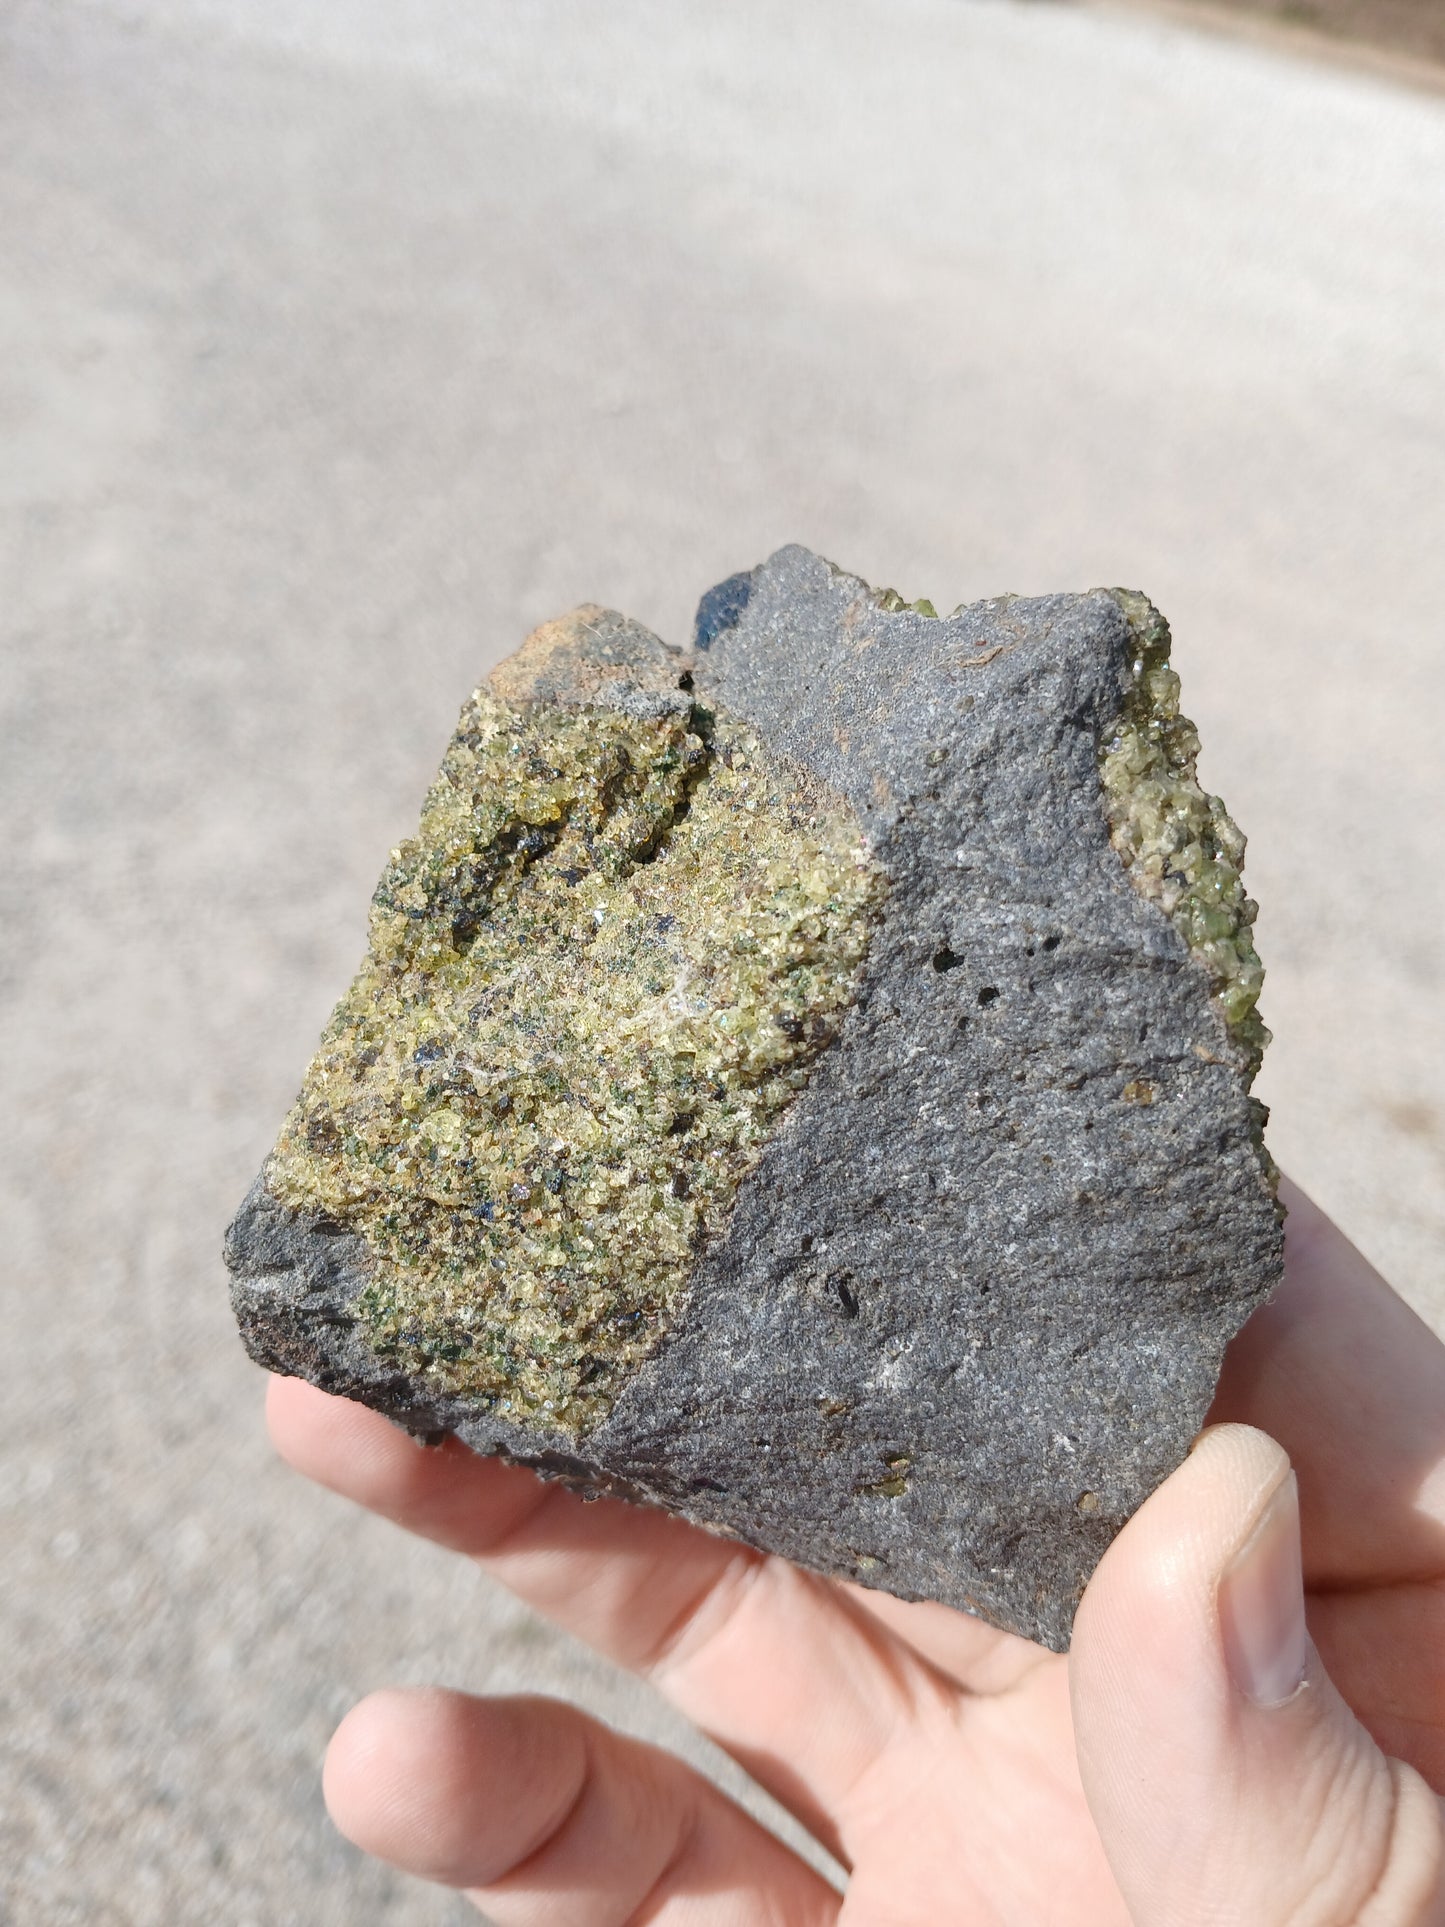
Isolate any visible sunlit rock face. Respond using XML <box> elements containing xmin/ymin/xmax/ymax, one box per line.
<box><xmin>267</xmin><ymin>608</ymin><xmax>881</xmax><ymax>1433</ymax></box>
<box><xmin>227</xmin><ymin>547</ymin><xmax>1282</xmax><ymax>1651</ymax></box>
<box><xmin>1098</xmin><ymin>587</ymin><xmax>1268</xmax><ymax>1078</ymax></box>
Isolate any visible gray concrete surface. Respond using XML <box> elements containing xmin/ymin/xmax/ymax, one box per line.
<box><xmin>2</xmin><ymin>1</ymin><xmax>1443</xmax><ymax>1919</ymax></box>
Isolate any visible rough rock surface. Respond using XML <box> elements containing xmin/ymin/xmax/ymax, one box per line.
<box><xmin>226</xmin><ymin>545</ymin><xmax>1283</xmax><ymax>1649</ymax></box>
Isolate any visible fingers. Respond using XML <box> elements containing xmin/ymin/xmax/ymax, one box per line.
<box><xmin>1212</xmin><ymin>1179</ymin><xmax>1445</xmax><ymax>1590</ymax></box>
<box><xmin>1071</xmin><ymin>1424</ymin><xmax>1445</xmax><ymax>1926</ymax></box>
<box><xmin>268</xmin><ymin>1374</ymin><xmax>961</xmax><ymax>1863</ymax></box>
<box><xmin>1305</xmin><ymin>1581</ymin><xmax>1445</xmax><ymax>1794</ymax></box>
<box><xmin>324</xmin><ymin>1688</ymin><xmax>841</xmax><ymax>1926</ymax></box>
<box><xmin>840</xmin><ymin>1583</ymin><xmax>1051</xmax><ymax>1695</ymax></box>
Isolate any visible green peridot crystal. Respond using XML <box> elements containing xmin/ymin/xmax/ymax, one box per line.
<box><xmin>267</xmin><ymin>681</ymin><xmax>881</xmax><ymax>1432</ymax></box>
<box><xmin>873</xmin><ymin>587</ymin><xmax>939</xmax><ymax>618</ymax></box>
<box><xmin>1099</xmin><ymin>589</ymin><xmax>1268</xmax><ymax>1079</ymax></box>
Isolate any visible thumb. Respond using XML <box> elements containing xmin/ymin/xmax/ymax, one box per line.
<box><xmin>1070</xmin><ymin>1424</ymin><xmax>1445</xmax><ymax>1925</ymax></box>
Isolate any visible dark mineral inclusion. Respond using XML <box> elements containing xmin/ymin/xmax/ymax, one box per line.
<box><xmin>226</xmin><ymin>545</ymin><xmax>1284</xmax><ymax>1650</ymax></box>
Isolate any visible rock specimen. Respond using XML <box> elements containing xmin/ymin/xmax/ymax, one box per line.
<box><xmin>226</xmin><ymin>545</ymin><xmax>1283</xmax><ymax>1650</ymax></box>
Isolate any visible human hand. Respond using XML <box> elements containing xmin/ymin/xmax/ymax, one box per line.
<box><xmin>266</xmin><ymin>1179</ymin><xmax>1445</xmax><ymax>1923</ymax></box>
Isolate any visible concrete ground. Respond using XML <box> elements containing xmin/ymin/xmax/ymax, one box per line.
<box><xmin>3</xmin><ymin>1</ymin><xmax>1443</xmax><ymax>1919</ymax></box>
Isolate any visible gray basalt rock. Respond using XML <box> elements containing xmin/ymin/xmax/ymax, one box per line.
<box><xmin>226</xmin><ymin>544</ymin><xmax>1283</xmax><ymax>1650</ymax></box>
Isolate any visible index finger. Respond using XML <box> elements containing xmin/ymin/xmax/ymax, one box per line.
<box><xmin>265</xmin><ymin>1372</ymin><xmax>958</xmax><ymax>1866</ymax></box>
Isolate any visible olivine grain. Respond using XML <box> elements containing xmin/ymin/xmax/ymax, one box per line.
<box><xmin>227</xmin><ymin>549</ymin><xmax>1283</xmax><ymax>1650</ymax></box>
<box><xmin>268</xmin><ymin>660</ymin><xmax>880</xmax><ymax>1431</ymax></box>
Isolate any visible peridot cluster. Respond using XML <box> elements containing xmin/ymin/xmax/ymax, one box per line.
<box><xmin>1100</xmin><ymin>590</ymin><xmax>1268</xmax><ymax>1078</ymax></box>
<box><xmin>268</xmin><ymin>685</ymin><xmax>880</xmax><ymax>1432</ymax></box>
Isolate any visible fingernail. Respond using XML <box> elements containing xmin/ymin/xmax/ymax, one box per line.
<box><xmin>1219</xmin><ymin>1470</ymin><xmax>1308</xmax><ymax>1707</ymax></box>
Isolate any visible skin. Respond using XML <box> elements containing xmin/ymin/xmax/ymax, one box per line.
<box><xmin>266</xmin><ymin>1177</ymin><xmax>1445</xmax><ymax>1923</ymax></box>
